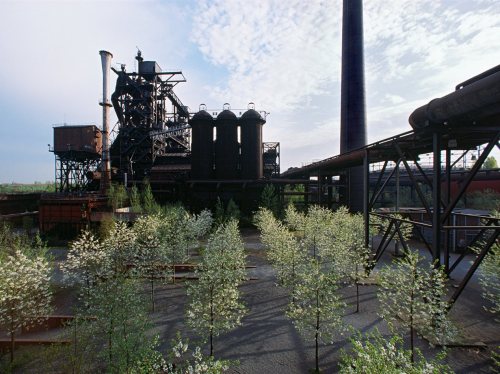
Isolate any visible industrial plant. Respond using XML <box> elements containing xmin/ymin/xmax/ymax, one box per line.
<box><xmin>1</xmin><ymin>0</ymin><xmax>499</xmax><ymax>371</ymax></box>
<box><xmin>39</xmin><ymin>48</ymin><xmax>282</xmax><ymax>236</ymax></box>
<box><xmin>27</xmin><ymin>0</ymin><xmax>500</xmax><ymax>296</ymax></box>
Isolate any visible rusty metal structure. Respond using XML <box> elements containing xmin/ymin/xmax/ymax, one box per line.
<box><xmin>45</xmin><ymin>50</ymin><xmax>280</xmax><ymax>226</ymax></box>
<box><xmin>51</xmin><ymin>125</ymin><xmax>102</xmax><ymax>192</ymax></box>
<box><xmin>263</xmin><ymin>142</ymin><xmax>280</xmax><ymax>178</ymax></box>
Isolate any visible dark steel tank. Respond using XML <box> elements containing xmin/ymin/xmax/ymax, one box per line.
<box><xmin>190</xmin><ymin>108</ymin><xmax>214</xmax><ymax>180</ymax></box>
<box><xmin>240</xmin><ymin>108</ymin><xmax>266</xmax><ymax>179</ymax></box>
<box><xmin>215</xmin><ymin>107</ymin><xmax>239</xmax><ymax>179</ymax></box>
<box><xmin>53</xmin><ymin>125</ymin><xmax>102</xmax><ymax>160</ymax></box>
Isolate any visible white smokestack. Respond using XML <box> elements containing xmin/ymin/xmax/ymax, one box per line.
<box><xmin>99</xmin><ymin>50</ymin><xmax>113</xmax><ymax>193</ymax></box>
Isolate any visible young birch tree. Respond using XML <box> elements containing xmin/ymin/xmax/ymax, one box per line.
<box><xmin>476</xmin><ymin>242</ymin><xmax>500</xmax><ymax>372</ymax></box>
<box><xmin>133</xmin><ymin>214</ymin><xmax>169</xmax><ymax>312</ymax></box>
<box><xmin>81</xmin><ymin>276</ymin><xmax>151</xmax><ymax>373</ymax></box>
<box><xmin>159</xmin><ymin>206</ymin><xmax>194</xmax><ymax>282</ymax></box>
<box><xmin>186</xmin><ymin>220</ymin><xmax>247</xmax><ymax>356</ymax></box>
<box><xmin>0</xmin><ymin>250</ymin><xmax>52</xmax><ymax>363</ymax></box>
<box><xmin>334</xmin><ymin>210</ymin><xmax>372</xmax><ymax>313</ymax></box>
<box><xmin>183</xmin><ymin>209</ymin><xmax>213</xmax><ymax>258</ymax></box>
<box><xmin>378</xmin><ymin>250</ymin><xmax>454</xmax><ymax>362</ymax></box>
<box><xmin>255</xmin><ymin>207</ymin><xmax>306</xmax><ymax>292</ymax></box>
<box><xmin>62</xmin><ymin>230</ymin><xmax>109</xmax><ymax>297</ymax></box>
<box><xmin>286</xmin><ymin>258</ymin><xmax>344</xmax><ymax>373</ymax></box>
<box><xmin>286</xmin><ymin>206</ymin><xmax>346</xmax><ymax>373</ymax></box>
<box><xmin>478</xmin><ymin>243</ymin><xmax>500</xmax><ymax>316</ymax></box>
<box><xmin>103</xmin><ymin>221</ymin><xmax>136</xmax><ymax>276</ymax></box>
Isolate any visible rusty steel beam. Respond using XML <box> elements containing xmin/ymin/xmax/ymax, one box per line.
<box><xmin>448</xmin><ymin>228</ymin><xmax>499</xmax><ymax>307</ymax></box>
<box><xmin>441</xmin><ymin>131</ymin><xmax>500</xmax><ymax>223</ymax></box>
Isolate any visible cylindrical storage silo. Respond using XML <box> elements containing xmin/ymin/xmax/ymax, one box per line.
<box><xmin>190</xmin><ymin>110</ymin><xmax>214</xmax><ymax>179</ymax></box>
<box><xmin>215</xmin><ymin>109</ymin><xmax>239</xmax><ymax>179</ymax></box>
<box><xmin>240</xmin><ymin>109</ymin><xmax>266</xmax><ymax>179</ymax></box>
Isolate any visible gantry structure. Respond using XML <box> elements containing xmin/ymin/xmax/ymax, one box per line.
<box><xmin>282</xmin><ymin>65</ymin><xmax>500</xmax><ymax>306</ymax></box>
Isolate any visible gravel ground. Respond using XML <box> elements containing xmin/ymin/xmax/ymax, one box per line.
<box><xmin>4</xmin><ymin>229</ymin><xmax>499</xmax><ymax>373</ymax></box>
<box><xmin>147</xmin><ymin>229</ymin><xmax>499</xmax><ymax>373</ymax></box>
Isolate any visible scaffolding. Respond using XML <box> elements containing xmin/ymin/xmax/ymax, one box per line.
<box><xmin>263</xmin><ymin>142</ymin><xmax>280</xmax><ymax>178</ymax></box>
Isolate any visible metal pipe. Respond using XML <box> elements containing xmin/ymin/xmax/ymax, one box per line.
<box><xmin>99</xmin><ymin>50</ymin><xmax>113</xmax><ymax>193</ymax></box>
<box><xmin>409</xmin><ymin>67</ymin><xmax>500</xmax><ymax>129</ymax></box>
<box><xmin>432</xmin><ymin>132</ymin><xmax>442</xmax><ymax>265</ymax></box>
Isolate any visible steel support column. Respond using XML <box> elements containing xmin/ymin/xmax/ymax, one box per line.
<box><xmin>442</xmin><ymin>131</ymin><xmax>500</xmax><ymax>223</ymax></box>
<box><xmin>444</xmin><ymin>148</ymin><xmax>452</xmax><ymax>272</ymax></box>
<box><xmin>448</xmin><ymin>228</ymin><xmax>500</xmax><ymax>306</ymax></box>
<box><xmin>364</xmin><ymin>149</ymin><xmax>369</xmax><ymax>248</ymax></box>
<box><xmin>432</xmin><ymin>131</ymin><xmax>442</xmax><ymax>265</ymax></box>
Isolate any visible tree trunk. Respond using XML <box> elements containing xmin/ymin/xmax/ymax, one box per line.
<box><xmin>109</xmin><ymin>317</ymin><xmax>114</xmax><ymax>369</ymax></box>
<box><xmin>410</xmin><ymin>270</ymin><xmax>415</xmax><ymax>363</ymax></box>
<box><xmin>356</xmin><ymin>281</ymin><xmax>360</xmax><ymax>313</ymax></box>
<box><xmin>10</xmin><ymin>328</ymin><xmax>15</xmax><ymax>364</ymax></box>
<box><xmin>315</xmin><ymin>287</ymin><xmax>320</xmax><ymax>373</ymax></box>
<box><xmin>410</xmin><ymin>323</ymin><xmax>415</xmax><ymax>363</ymax></box>
<box><xmin>355</xmin><ymin>263</ymin><xmax>360</xmax><ymax>313</ymax></box>
<box><xmin>210</xmin><ymin>286</ymin><xmax>214</xmax><ymax>357</ymax></box>
<box><xmin>151</xmin><ymin>276</ymin><xmax>155</xmax><ymax>312</ymax></box>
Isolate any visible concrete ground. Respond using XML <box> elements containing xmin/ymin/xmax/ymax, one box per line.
<box><xmin>4</xmin><ymin>229</ymin><xmax>499</xmax><ymax>373</ymax></box>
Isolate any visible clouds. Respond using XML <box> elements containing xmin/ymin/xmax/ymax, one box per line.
<box><xmin>191</xmin><ymin>0</ymin><xmax>342</xmax><ymax>112</ymax></box>
<box><xmin>0</xmin><ymin>0</ymin><xmax>193</xmax><ymax>182</ymax></box>
<box><xmin>1</xmin><ymin>0</ymin><xmax>499</xmax><ymax>181</ymax></box>
<box><xmin>190</xmin><ymin>0</ymin><xmax>500</xmax><ymax>170</ymax></box>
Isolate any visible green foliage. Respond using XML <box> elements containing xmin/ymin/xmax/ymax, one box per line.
<box><xmin>258</xmin><ymin>205</ymin><xmax>355</xmax><ymax>372</ymax></box>
<box><xmin>284</xmin><ymin>183</ymin><xmax>305</xmax><ymax>204</ymax></box>
<box><xmin>80</xmin><ymin>276</ymin><xmax>152</xmax><ymax>373</ymax></box>
<box><xmin>226</xmin><ymin>199</ymin><xmax>240</xmax><ymax>222</ymax></box>
<box><xmin>339</xmin><ymin>329</ymin><xmax>452</xmax><ymax>373</ymax></box>
<box><xmin>186</xmin><ymin>220</ymin><xmax>247</xmax><ymax>356</ymax></box>
<box><xmin>0</xmin><ymin>181</ymin><xmax>55</xmax><ymax>193</ymax></box>
<box><xmin>152</xmin><ymin>205</ymin><xmax>212</xmax><ymax>287</ymax></box>
<box><xmin>255</xmin><ymin>207</ymin><xmax>306</xmax><ymax>290</ymax></box>
<box><xmin>464</xmin><ymin>189</ymin><xmax>500</xmax><ymax>211</ymax></box>
<box><xmin>0</xmin><ymin>222</ymin><xmax>31</xmax><ymax>259</ymax></box>
<box><xmin>99</xmin><ymin>214</ymin><xmax>116</xmax><ymax>240</ymax></box>
<box><xmin>478</xmin><ymin>243</ymin><xmax>500</xmax><ymax>317</ymax></box>
<box><xmin>260</xmin><ymin>184</ymin><xmax>280</xmax><ymax>217</ymax></box>
<box><xmin>378</xmin><ymin>251</ymin><xmax>455</xmax><ymax>360</ymax></box>
<box><xmin>129</xmin><ymin>184</ymin><xmax>142</xmax><ymax>213</ymax></box>
<box><xmin>108</xmin><ymin>183</ymin><xmax>128</xmax><ymax>211</ymax></box>
<box><xmin>214</xmin><ymin>197</ymin><xmax>240</xmax><ymax>226</ymax></box>
<box><xmin>286</xmin><ymin>257</ymin><xmax>344</xmax><ymax>348</ymax></box>
<box><xmin>0</xmin><ymin>222</ymin><xmax>51</xmax><ymax>264</ymax></box>
<box><xmin>395</xmin><ymin>214</ymin><xmax>414</xmax><ymax>243</ymax></box>
<box><xmin>334</xmin><ymin>210</ymin><xmax>372</xmax><ymax>313</ymax></box>
<box><xmin>133</xmin><ymin>214</ymin><xmax>171</xmax><ymax>311</ymax></box>
<box><xmin>142</xmin><ymin>180</ymin><xmax>158</xmax><ymax>214</ymax></box>
<box><xmin>283</xmin><ymin>203</ymin><xmax>306</xmax><ymax>232</ymax></box>
<box><xmin>483</xmin><ymin>156</ymin><xmax>498</xmax><ymax>169</ymax></box>
<box><xmin>0</xmin><ymin>250</ymin><xmax>52</xmax><ymax>362</ymax></box>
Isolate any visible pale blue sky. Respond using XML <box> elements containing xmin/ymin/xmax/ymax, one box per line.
<box><xmin>0</xmin><ymin>0</ymin><xmax>499</xmax><ymax>183</ymax></box>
